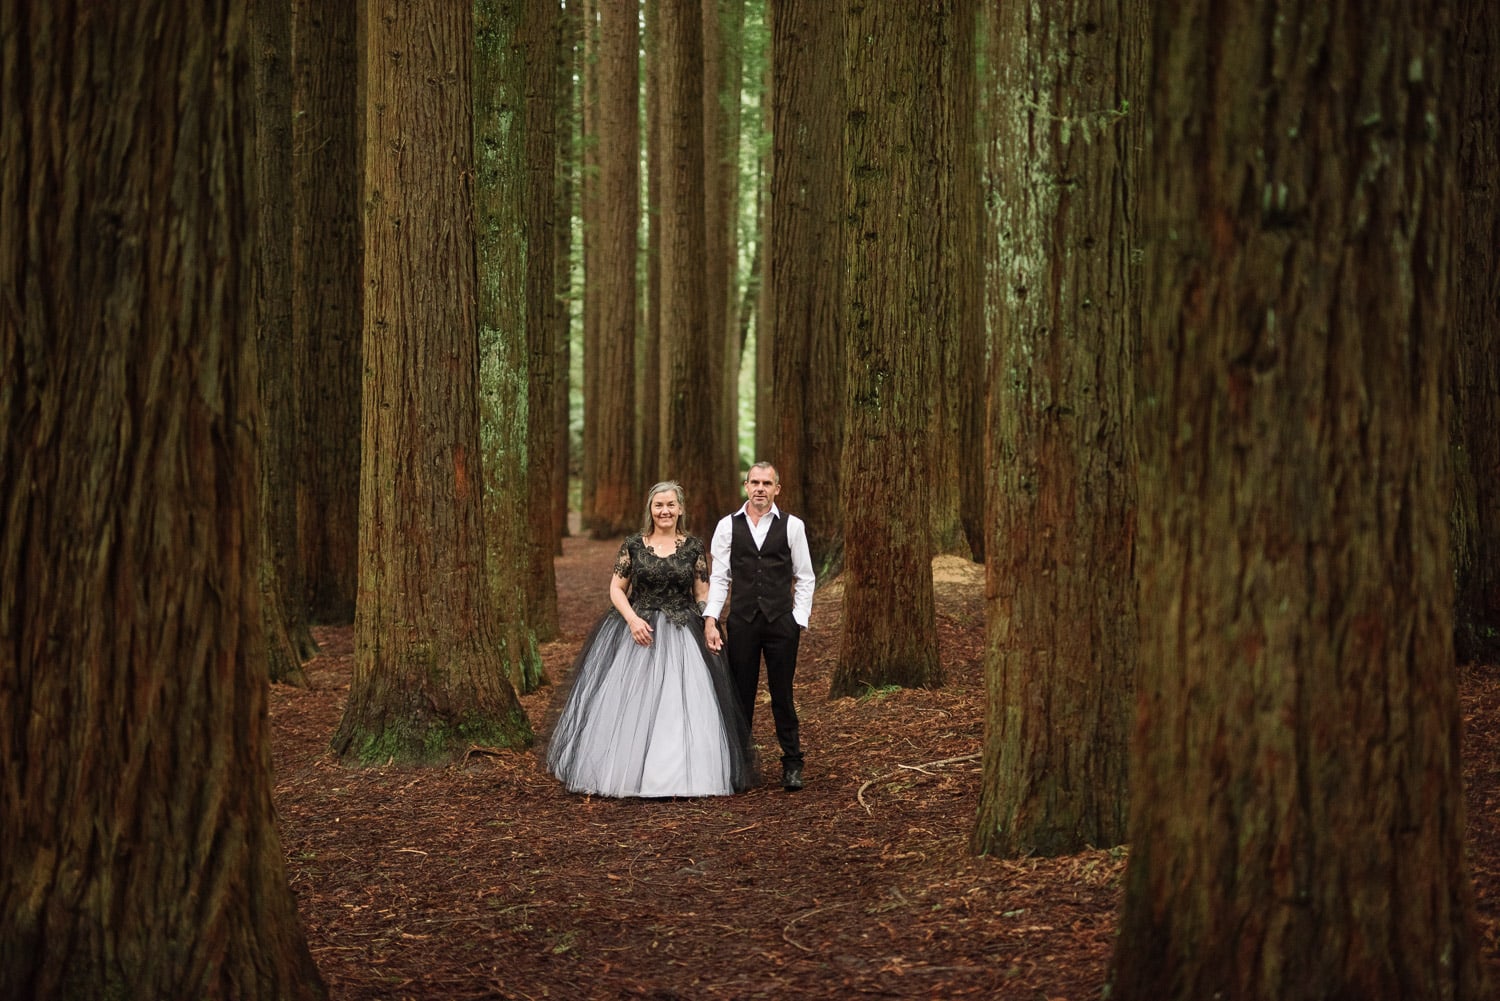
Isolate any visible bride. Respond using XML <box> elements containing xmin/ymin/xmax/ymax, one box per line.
<box><xmin>545</xmin><ymin>481</ymin><xmax>759</xmax><ymax>797</ymax></box>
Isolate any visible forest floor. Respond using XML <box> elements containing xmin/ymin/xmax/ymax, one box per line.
<box><xmin>271</xmin><ymin>532</ymin><xmax>1500</xmax><ymax>1000</ymax></box>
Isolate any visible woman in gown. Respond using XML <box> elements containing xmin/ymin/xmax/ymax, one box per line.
<box><xmin>546</xmin><ymin>481</ymin><xmax>759</xmax><ymax>797</ymax></box>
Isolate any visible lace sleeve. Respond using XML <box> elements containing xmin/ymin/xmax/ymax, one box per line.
<box><xmin>690</xmin><ymin>536</ymin><xmax>710</xmax><ymax>583</ymax></box>
<box><xmin>613</xmin><ymin>539</ymin><xmax>634</xmax><ymax>581</ymax></box>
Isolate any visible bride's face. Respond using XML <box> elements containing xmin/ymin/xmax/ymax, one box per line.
<box><xmin>650</xmin><ymin>492</ymin><xmax>680</xmax><ymax>533</ymax></box>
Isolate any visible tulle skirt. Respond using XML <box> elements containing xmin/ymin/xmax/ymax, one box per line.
<box><xmin>545</xmin><ymin>609</ymin><xmax>759</xmax><ymax>797</ymax></box>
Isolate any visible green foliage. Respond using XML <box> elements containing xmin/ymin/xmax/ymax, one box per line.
<box><xmin>345</xmin><ymin>706</ymin><xmax>533</xmax><ymax>767</ymax></box>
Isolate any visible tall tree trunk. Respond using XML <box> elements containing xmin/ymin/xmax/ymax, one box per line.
<box><xmin>659</xmin><ymin>0</ymin><xmax>719</xmax><ymax>537</ymax></box>
<box><xmin>830</xmin><ymin>0</ymin><xmax>941</xmax><ymax>696</ymax></box>
<box><xmin>765</xmin><ymin>0</ymin><xmax>845</xmax><ymax>575</ymax></box>
<box><xmin>292</xmin><ymin>0</ymin><xmax>361</xmax><ymax>623</ymax></box>
<box><xmin>704</xmin><ymin>0</ymin><xmax>745</xmax><ymax>501</ymax></box>
<box><xmin>523</xmin><ymin>0</ymin><xmax>563</xmax><ymax>641</ymax></box>
<box><xmin>251</xmin><ymin>0</ymin><xmax>316</xmax><ymax>685</ymax></box>
<box><xmin>333</xmin><ymin>0</ymin><xmax>532</xmax><ymax>765</ymax></box>
<box><xmin>926</xmin><ymin>1</ymin><xmax>974</xmax><ymax>561</ymax></box>
<box><xmin>1452</xmin><ymin>2</ymin><xmax>1500</xmax><ymax>665</ymax></box>
<box><xmin>643</xmin><ymin>0</ymin><xmax>665</xmax><ymax>484</ymax></box>
<box><xmin>475</xmin><ymin>0</ymin><xmax>545</xmax><ymax>692</ymax></box>
<box><xmin>578</xmin><ymin>0</ymin><xmax>600</xmax><ymax>530</ymax></box>
<box><xmin>1112</xmin><ymin>1</ymin><xmax>1487</xmax><ymax>997</ymax></box>
<box><xmin>0</xmin><ymin>3</ymin><xmax>325</xmax><ymax>995</ymax></box>
<box><xmin>950</xmin><ymin>9</ymin><xmax>985</xmax><ymax>563</ymax></box>
<box><xmin>587</xmin><ymin>0</ymin><xmax>641</xmax><ymax>538</ymax></box>
<box><xmin>553</xmin><ymin>1</ymin><xmax>582</xmax><ymax>547</ymax></box>
<box><xmin>971</xmin><ymin>0</ymin><xmax>1139</xmax><ymax>858</ymax></box>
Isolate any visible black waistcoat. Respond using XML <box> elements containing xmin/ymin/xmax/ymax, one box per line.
<box><xmin>728</xmin><ymin>511</ymin><xmax>794</xmax><ymax>623</ymax></box>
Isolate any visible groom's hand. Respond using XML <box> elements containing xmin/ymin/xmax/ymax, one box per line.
<box><xmin>704</xmin><ymin>617</ymin><xmax>723</xmax><ymax>653</ymax></box>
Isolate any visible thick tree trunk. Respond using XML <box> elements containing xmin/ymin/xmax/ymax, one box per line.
<box><xmin>765</xmin><ymin>0</ymin><xmax>845</xmax><ymax>575</ymax></box>
<box><xmin>831</xmin><ymin>0</ymin><xmax>941</xmax><ymax>696</ymax></box>
<box><xmin>553</xmin><ymin>2</ymin><xmax>583</xmax><ymax>548</ymax></box>
<box><xmin>523</xmin><ymin>0</ymin><xmax>563</xmax><ymax>641</ymax></box>
<box><xmin>1452</xmin><ymin>2</ymin><xmax>1500</xmax><ymax>665</ymax></box>
<box><xmin>642</xmin><ymin>0</ymin><xmax>665</xmax><ymax>485</ymax></box>
<box><xmin>659</xmin><ymin>0</ymin><xmax>719</xmax><ymax>537</ymax></box>
<box><xmin>333</xmin><ymin>0</ymin><xmax>531</xmax><ymax>765</ymax></box>
<box><xmin>0</xmin><ymin>3</ymin><xmax>325</xmax><ymax>996</ymax></box>
<box><xmin>475</xmin><ymin>0</ymin><xmax>545</xmax><ymax>693</ymax></box>
<box><xmin>292</xmin><ymin>0</ymin><xmax>361</xmax><ymax>623</ymax></box>
<box><xmin>579</xmin><ymin>0</ymin><xmax>600</xmax><ymax>529</ymax></box>
<box><xmin>948</xmin><ymin>8</ymin><xmax>985</xmax><ymax>564</ymax></box>
<box><xmin>1112</xmin><ymin>1</ymin><xmax>1487</xmax><ymax>997</ymax></box>
<box><xmin>252</xmin><ymin>0</ymin><xmax>316</xmax><ymax>685</ymax></box>
<box><xmin>972</xmin><ymin>0</ymin><xmax>1139</xmax><ymax>858</ymax></box>
<box><xmin>584</xmin><ymin>0</ymin><xmax>640</xmax><ymax>537</ymax></box>
<box><xmin>704</xmin><ymin>0</ymin><xmax>745</xmax><ymax>504</ymax></box>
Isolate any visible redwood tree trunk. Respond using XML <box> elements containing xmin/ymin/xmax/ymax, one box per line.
<box><xmin>831</xmin><ymin>0</ymin><xmax>941</xmax><ymax>696</ymax></box>
<box><xmin>252</xmin><ymin>0</ymin><xmax>316</xmax><ymax>686</ymax></box>
<box><xmin>972</xmin><ymin>0</ymin><xmax>1139</xmax><ymax>858</ymax></box>
<box><xmin>765</xmin><ymin>0</ymin><xmax>845</xmax><ymax>574</ymax></box>
<box><xmin>659</xmin><ymin>0</ymin><xmax>720</xmax><ymax>537</ymax></box>
<box><xmin>332</xmin><ymin>0</ymin><xmax>531</xmax><ymax>765</ymax></box>
<box><xmin>523</xmin><ymin>0</ymin><xmax>563</xmax><ymax>641</ymax></box>
<box><xmin>476</xmin><ymin>0</ymin><xmax>545</xmax><ymax>693</ymax></box>
<box><xmin>0</xmin><ymin>2</ymin><xmax>324</xmax><ymax>996</ymax></box>
<box><xmin>585</xmin><ymin>0</ymin><xmax>639</xmax><ymax>537</ymax></box>
<box><xmin>1452</xmin><ymin>2</ymin><xmax>1500</xmax><ymax>665</ymax></box>
<box><xmin>292</xmin><ymin>0</ymin><xmax>361</xmax><ymax>623</ymax></box>
<box><xmin>1112</xmin><ymin>1</ymin><xmax>1486</xmax><ymax>997</ymax></box>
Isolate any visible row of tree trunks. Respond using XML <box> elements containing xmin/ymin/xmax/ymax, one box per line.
<box><xmin>0</xmin><ymin>1</ymin><xmax>324</xmax><ymax>995</ymax></box>
<box><xmin>973</xmin><ymin>0</ymin><xmax>1139</xmax><ymax>858</ymax></box>
<box><xmin>1111</xmin><ymin>0</ymin><xmax>1486</xmax><ymax>997</ymax></box>
<box><xmin>331</xmin><ymin>0</ymin><xmax>531</xmax><ymax>765</ymax></box>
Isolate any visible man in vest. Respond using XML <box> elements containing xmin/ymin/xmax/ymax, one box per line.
<box><xmin>703</xmin><ymin>461</ymin><xmax>815</xmax><ymax>791</ymax></box>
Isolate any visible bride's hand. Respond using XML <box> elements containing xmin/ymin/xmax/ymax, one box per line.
<box><xmin>629</xmin><ymin>615</ymin><xmax>654</xmax><ymax>646</ymax></box>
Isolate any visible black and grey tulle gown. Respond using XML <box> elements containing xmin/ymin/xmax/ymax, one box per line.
<box><xmin>545</xmin><ymin>534</ymin><xmax>759</xmax><ymax>797</ymax></box>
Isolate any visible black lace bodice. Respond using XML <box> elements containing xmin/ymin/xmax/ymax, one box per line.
<box><xmin>613</xmin><ymin>534</ymin><xmax>709</xmax><ymax>628</ymax></box>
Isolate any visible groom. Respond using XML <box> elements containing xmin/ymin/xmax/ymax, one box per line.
<box><xmin>703</xmin><ymin>461</ymin><xmax>815</xmax><ymax>791</ymax></box>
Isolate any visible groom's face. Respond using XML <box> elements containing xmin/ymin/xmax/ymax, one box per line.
<box><xmin>745</xmin><ymin>468</ymin><xmax>780</xmax><ymax>515</ymax></box>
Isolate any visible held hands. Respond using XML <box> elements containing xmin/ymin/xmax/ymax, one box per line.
<box><xmin>704</xmin><ymin>618</ymin><xmax>723</xmax><ymax>653</ymax></box>
<box><xmin>628</xmin><ymin>614</ymin><xmax>654</xmax><ymax>646</ymax></box>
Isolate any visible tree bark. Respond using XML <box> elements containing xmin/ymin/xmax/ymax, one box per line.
<box><xmin>0</xmin><ymin>2</ymin><xmax>325</xmax><ymax>995</ymax></box>
<box><xmin>1112</xmin><ymin>1</ymin><xmax>1487</xmax><ymax>997</ymax></box>
<box><xmin>584</xmin><ymin>0</ymin><xmax>640</xmax><ymax>537</ymax></box>
<box><xmin>659</xmin><ymin>0</ymin><xmax>720</xmax><ymax>537</ymax></box>
<box><xmin>523</xmin><ymin>0</ymin><xmax>563</xmax><ymax>641</ymax></box>
<box><xmin>292</xmin><ymin>0</ymin><xmax>361</xmax><ymax>623</ymax></box>
<box><xmin>1451</xmin><ymin>1</ymin><xmax>1500</xmax><ymax>665</ymax></box>
<box><xmin>830</xmin><ymin>0</ymin><xmax>942</xmax><ymax>696</ymax></box>
<box><xmin>333</xmin><ymin>0</ymin><xmax>532</xmax><ymax>765</ymax></box>
<box><xmin>972</xmin><ymin>0</ymin><xmax>1139</xmax><ymax>858</ymax></box>
<box><xmin>643</xmin><ymin>0</ymin><xmax>664</xmax><ymax>484</ymax></box>
<box><xmin>475</xmin><ymin>0</ymin><xmax>546</xmax><ymax>693</ymax></box>
<box><xmin>553</xmin><ymin>1</ymin><xmax>583</xmax><ymax>548</ymax></box>
<box><xmin>252</xmin><ymin>0</ymin><xmax>316</xmax><ymax>685</ymax></box>
<box><xmin>765</xmin><ymin>0</ymin><xmax>845</xmax><ymax>575</ymax></box>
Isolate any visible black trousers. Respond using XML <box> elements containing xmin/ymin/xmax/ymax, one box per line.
<box><xmin>725</xmin><ymin>610</ymin><xmax>803</xmax><ymax>766</ymax></box>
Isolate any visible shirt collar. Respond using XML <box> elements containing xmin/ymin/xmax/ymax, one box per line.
<box><xmin>736</xmin><ymin>502</ymin><xmax>782</xmax><ymax>521</ymax></box>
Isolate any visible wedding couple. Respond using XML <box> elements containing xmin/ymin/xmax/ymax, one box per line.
<box><xmin>545</xmin><ymin>462</ymin><xmax>815</xmax><ymax>798</ymax></box>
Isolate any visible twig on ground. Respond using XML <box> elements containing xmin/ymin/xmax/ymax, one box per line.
<box><xmin>855</xmin><ymin>753</ymin><xmax>981</xmax><ymax>814</ymax></box>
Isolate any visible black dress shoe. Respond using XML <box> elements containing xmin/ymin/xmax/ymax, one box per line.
<box><xmin>782</xmin><ymin>765</ymin><xmax>804</xmax><ymax>792</ymax></box>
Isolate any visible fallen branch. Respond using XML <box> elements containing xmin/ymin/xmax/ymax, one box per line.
<box><xmin>856</xmin><ymin>753</ymin><xmax>981</xmax><ymax>814</ymax></box>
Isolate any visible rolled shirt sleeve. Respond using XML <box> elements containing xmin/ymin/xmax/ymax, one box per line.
<box><xmin>787</xmin><ymin>515</ymin><xmax>815</xmax><ymax>629</ymax></box>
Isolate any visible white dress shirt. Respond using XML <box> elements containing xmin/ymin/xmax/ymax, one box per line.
<box><xmin>703</xmin><ymin>503</ymin><xmax>815</xmax><ymax>628</ymax></box>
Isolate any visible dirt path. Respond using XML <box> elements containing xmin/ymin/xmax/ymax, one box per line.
<box><xmin>270</xmin><ymin>533</ymin><xmax>1500</xmax><ymax>1000</ymax></box>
